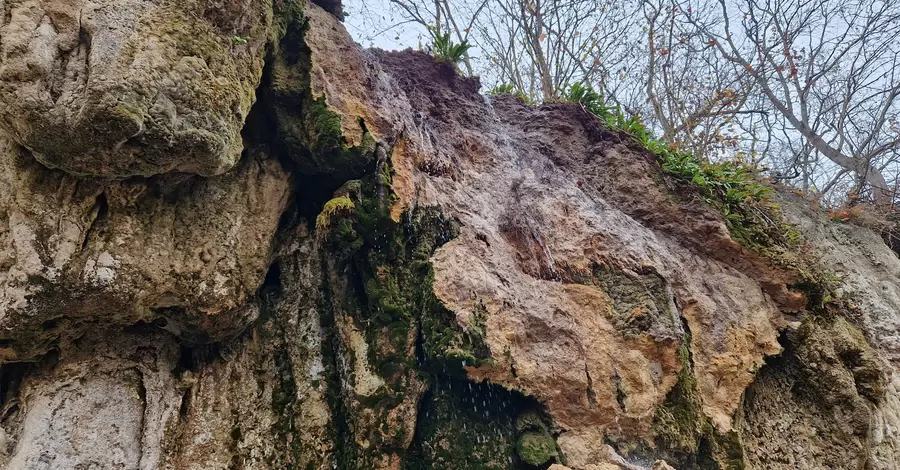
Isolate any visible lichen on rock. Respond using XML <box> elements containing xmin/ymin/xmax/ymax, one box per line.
<box><xmin>0</xmin><ymin>0</ymin><xmax>274</xmax><ymax>177</ymax></box>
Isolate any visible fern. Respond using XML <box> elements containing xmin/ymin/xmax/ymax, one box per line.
<box><xmin>488</xmin><ymin>83</ymin><xmax>533</xmax><ymax>103</ymax></box>
<box><xmin>488</xmin><ymin>83</ymin><xmax>517</xmax><ymax>95</ymax></box>
<box><xmin>561</xmin><ymin>83</ymin><xmax>619</xmax><ymax>123</ymax></box>
<box><xmin>429</xmin><ymin>31</ymin><xmax>471</xmax><ymax>69</ymax></box>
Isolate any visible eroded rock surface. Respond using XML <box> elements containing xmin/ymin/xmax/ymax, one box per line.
<box><xmin>0</xmin><ymin>0</ymin><xmax>273</xmax><ymax>177</ymax></box>
<box><xmin>0</xmin><ymin>137</ymin><xmax>290</xmax><ymax>361</ymax></box>
<box><xmin>0</xmin><ymin>1</ymin><xmax>898</xmax><ymax>469</ymax></box>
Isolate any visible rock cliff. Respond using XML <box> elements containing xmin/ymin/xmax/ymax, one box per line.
<box><xmin>0</xmin><ymin>1</ymin><xmax>898</xmax><ymax>469</ymax></box>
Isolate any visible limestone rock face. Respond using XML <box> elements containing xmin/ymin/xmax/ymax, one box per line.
<box><xmin>0</xmin><ymin>137</ymin><xmax>290</xmax><ymax>362</ymax></box>
<box><xmin>0</xmin><ymin>0</ymin><xmax>273</xmax><ymax>177</ymax></box>
<box><xmin>0</xmin><ymin>1</ymin><xmax>898</xmax><ymax>470</ymax></box>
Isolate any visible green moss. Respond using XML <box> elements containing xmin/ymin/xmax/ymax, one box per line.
<box><xmin>316</xmin><ymin>166</ymin><xmax>487</xmax><ymax>377</ymax></box>
<box><xmin>651</xmin><ymin>328</ymin><xmax>746</xmax><ymax>470</ymax></box>
<box><xmin>404</xmin><ymin>377</ymin><xmax>524</xmax><ymax>470</ymax></box>
<box><xmin>652</xmin><ymin>342</ymin><xmax>705</xmax><ymax>455</ymax></box>
<box><xmin>794</xmin><ymin>316</ymin><xmax>885</xmax><ymax>405</ymax></box>
<box><xmin>515</xmin><ymin>411</ymin><xmax>548</xmax><ymax>434</ymax></box>
<box><xmin>581</xmin><ymin>262</ymin><xmax>676</xmax><ymax>338</ymax></box>
<box><xmin>512</xmin><ymin>411</ymin><xmax>559</xmax><ymax>467</ymax></box>
<box><xmin>314</xmin><ymin>137</ymin><xmax>493</xmax><ymax>465</ymax></box>
<box><xmin>315</xmin><ymin>196</ymin><xmax>355</xmax><ymax>230</ymax></box>
<box><xmin>516</xmin><ymin>432</ymin><xmax>558</xmax><ymax>466</ymax></box>
<box><xmin>266</xmin><ymin>8</ymin><xmax>377</xmax><ymax>182</ymax></box>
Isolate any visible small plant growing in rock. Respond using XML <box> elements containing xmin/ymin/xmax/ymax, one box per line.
<box><xmin>427</xmin><ymin>30</ymin><xmax>471</xmax><ymax>70</ymax></box>
<box><xmin>488</xmin><ymin>83</ymin><xmax>533</xmax><ymax>103</ymax></box>
<box><xmin>489</xmin><ymin>83</ymin><xmax>517</xmax><ymax>95</ymax></box>
<box><xmin>231</xmin><ymin>35</ymin><xmax>248</xmax><ymax>45</ymax></box>
<box><xmin>562</xmin><ymin>83</ymin><xmax>617</xmax><ymax>121</ymax></box>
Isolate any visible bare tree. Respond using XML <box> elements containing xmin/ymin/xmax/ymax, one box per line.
<box><xmin>475</xmin><ymin>0</ymin><xmax>638</xmax><ymax>101</ymax></box>
<box><xmin>687</xmin><ymin>0</ymin><xmax>900</xmax><ymax>205</ymax></box>
<box><xmin>636</xmin><ymin>0</ymin><xmax>770</xmax><ymax>160</ymax></box>
<box><xmin>387</xmin><ymin>0</ymin><xmax>488</xmax><ymax>75</ymax></box>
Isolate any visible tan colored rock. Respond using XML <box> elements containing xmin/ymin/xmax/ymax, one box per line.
<box><xmin>743</xmin><ymin>191</ymin><xmax>900</xmax><ymax>469</ymax></box>
<box><xmin>2</xmin><ymin>1</ymin><xmax>900</xmax><ymax>469</ymax></box>
<box><xmin>0</xmin><ymin>0</ymin><xmax>273</xmax><ymax>177</ymax></box>
<box><xmin>300</xmin><ymin>5</ymin><xmax>787</xmax><ymax>463</ymax></box>
<box><xmin>1</xmin><ymin>234</ymin><xmax>334</xmax><ymax>469</ymax></box>
<box><xmin>0</xmin><ymin>138</ymin><xmax>290</xmax><ymax>361</ymax></box>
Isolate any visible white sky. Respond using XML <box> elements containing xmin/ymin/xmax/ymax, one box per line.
<box><xmin>344</xmin><ymin>0</ymin><xmax>429</xmax><ymax>50</ymax></box>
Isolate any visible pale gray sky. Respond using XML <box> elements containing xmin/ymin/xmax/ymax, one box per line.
<box><xmin>344</xmin><ymin>0</ymin><xmax>428</xmax><ymax>50</ymax></box>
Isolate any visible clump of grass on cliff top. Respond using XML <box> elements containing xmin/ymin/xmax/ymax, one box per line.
<box><xmin>487</xmin><ymin>83</ymin><xmax>533</xmax><ymax>104</ymax></box>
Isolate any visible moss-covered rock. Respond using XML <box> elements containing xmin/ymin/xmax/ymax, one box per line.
<box><xmin>266</xmin><ymin>5</ymin><xmax>377</xmax><ymax>184</ymax></box>
<box><xmin>739</xmin><ymin>314</ymin><xmax>884</xmax><ymax>469</ymax></box>
<box><xmin>0</xmin><ymin>0</ymin><xmax>275</xmax><ymax>177</ymax></box>
<box><xmin>405</xmin><ymin>377</ymin><xmax>525</xmax><ymax>469</ymax></box>
<box><xmin>516</xmin><ymin>432</ymin><xmax>558</xmax><ymax>466</ymax></box>
<box><xmin>651</xmin><ymin>328</ymin><xmax>746</xmax><ymax>470</ymax></box>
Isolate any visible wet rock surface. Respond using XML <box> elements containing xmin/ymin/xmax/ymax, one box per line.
<box><xmin>0</xmin><ymin>1</ymin><xmax>897</xmax><ymax>469</ymax></box>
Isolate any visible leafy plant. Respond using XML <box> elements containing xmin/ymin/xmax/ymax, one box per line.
<box><xmin>428</xmin><ymin>31</ymin><xmax>471</xmax><ymax>69</ymax></box>
<box><xmin>488</xmin><ymin>83</ymin><xmax>533</xmax><ymax>103</ymax></box>
<box><xmin>561</xmin><ymin>83</ymin><xmax>618</xmax><ymax>122</ymax></box>
<box><xmin>488</xmin><ymin>83</ymin><xmax>517</xmax><ymax>95</ymax></box>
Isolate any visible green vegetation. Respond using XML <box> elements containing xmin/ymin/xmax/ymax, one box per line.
<box><xmin>652</xmin><ymin>329</ymin><xmax>746</xmax><ymax>470</ymax></box>
<box><xmin>514</xmin><ymin>411</ymin><xmax>559</xmax><ymax>466</ymax></box>
<box><xmin>429</xmin><ymin>30</ymin><xmax>471</xmax><ymax>68</ymax></box>
<box><xmin>562</xmin><ymin>83</ymin><xmax>778</xmax><ymax>245</ymax></box>
<box><xmin>405</xmin><ymin>378</ymin><xmax>524</xmax><ymax>470</ymax></box>
<box><xmin>315</xmin><ymin>196</ymin><xmax>355</xmax><ymax>230</ymax></box>
<box><xmin>487</xmin><ymin>83</ymin><xmax>533</xmax><ymax>103</ymax></box>
<box><xmin>312</xmin><ymin>135</ymin><xmax>496</xmax><ymax>465</ymax></box>
<box><xmin>488</xmin><ymin>83</ymin><xmax>517</xmax><ymax>95</ymax></box>
<box><xmin>267</xmin><ymin>7</ymin><xmax>377</xmax><ymax>181</ymax></box>
<box><xmin>561</xmin><ymin>83</ymin><xmax>848</xmax><ymax>307</ymax></box>
<box><xmin>516</xmin><ymin>433</ymin><xmax>558</xmax><ymax>466</ymax></box>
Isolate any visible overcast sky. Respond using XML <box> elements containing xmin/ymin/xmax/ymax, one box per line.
<box><xmin>343</xmin><ymin>0</ymin><xmax>428</xmax><ymax>50</ymax></box>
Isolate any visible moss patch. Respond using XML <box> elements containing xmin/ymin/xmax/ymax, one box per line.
<box><xmin>266</xmin><ymin>6</ymin><xmax>376</xmax><ymax>184</ymax></box>
<box><xmin>650</xmin><ymin>326</ymin><xmax>746</xmax><ymax>470</ymax></box>
<box><xmin>404</xmin><ymin>377</ymin><xmax>528</xmax><ymax>470</ymax></box>
<box><xmin>316</xmin><ymin>196</ymin><xmax>355</xmax><ymax>230</ymax></box>
<box><xmin>516</xmin><ymin>432</ymin><xmax>557</xmax><ymax>466</ymax></box>
<box><xmin>514</xmin><ymin>411</ymin><xmax>559</xmax><ymax>467</ymax></box>
<box><xmin>739</xmin><ymin>314</ymin><xmax>883</xmax><ymax>469</ymax></box>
